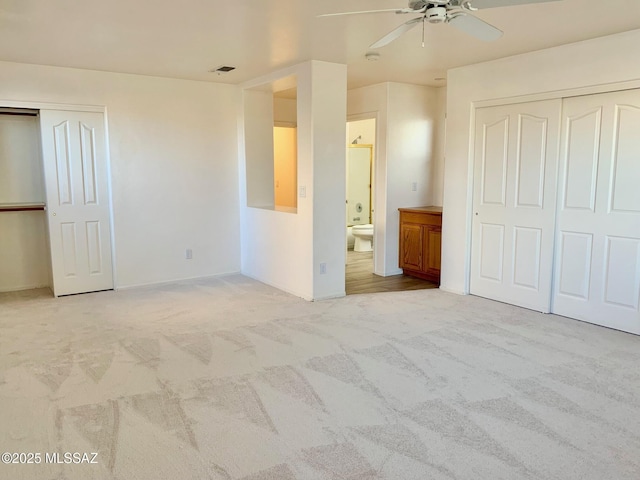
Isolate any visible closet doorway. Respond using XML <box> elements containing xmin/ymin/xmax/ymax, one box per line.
<box><xmin>0</xmin><ymin>106</ymin><xmax>114</xmax><ymax>297</ymax></box>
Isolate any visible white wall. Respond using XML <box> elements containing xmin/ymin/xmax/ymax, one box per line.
<box><xmin>0</xmin><ymin>60</ymin><xmax>241</xmax><ymax>289</ymax></box>
<box><xmin>0</xmin><ymin>213</ymin><xmax>50</xmax><ymax>292</ymax></box>
<box><xmin>348</xmin><ymin>82</ymin><xmax>439</xmax><ymax>276</ymax></box>
<box><xmin>347</xmin><ymin>118</ymin><xmax>375</xmax><ymax>145</ymax></box>
<box><xmin>311</xmin><ymin>62</ymin><xmax>348</xmax><ymax>299</ymax></box>
<box><xmin>432</xmin><ymin>86</ymin><xmax>447</xmax><ymax>207</ymax></box>
<box><xmin>0</xmin><ymin>114</ymin><xmax>44</xmax><ymax>203</ymax></box>
<box><xmin>0</xmin><ymin>114</ymin><xmax>50</xmax><ymax>291</ymax></box>
<box><xmin>441</xmin><ymin>29</ymin><xmax>640</xmax><ymax>295</ymax></box>
<box><xmin>240</xmin><ymin>61</ymin><xmax>346</xmax><ymax>300</ymax></box>
<box><xmin>274</xmin><ymin>97</ymin><xmax>297</xmax><ymax>125</ymax></box>
<box><xmin>244</xmin><ymin>90</ymin><xmax>275</xmax><ymax>208</ymax></box>
<box><xmin>386</xmin><ymin>83</ymin><xmax>438</xmax><ymax>275</ymax></box>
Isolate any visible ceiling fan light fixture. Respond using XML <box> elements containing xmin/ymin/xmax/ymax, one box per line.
<box><xmin>322</xmin><ymin>0</ymin><xmax>554</xmax><ymax>49</ymax></box>
<box><xmin>426</xmin><ymin>6</ymin><xmax>447</xmax><ymax>23</ymax></box>
<box><xmin>365</xmin><ymin>52</ymin><xmax>381</xmax><ymax>61</ymax></box>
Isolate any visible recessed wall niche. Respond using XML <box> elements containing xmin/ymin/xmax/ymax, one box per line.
<box><xmin>244</xmin><ymin>76</ymin><xmax>297</xmax><ymax>212</ymax></box>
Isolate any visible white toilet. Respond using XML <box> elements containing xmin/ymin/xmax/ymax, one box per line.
<box><xmin>352</xmin><ymin>224</ymin><xmax>374</xmax><ymax>252</ymax></box>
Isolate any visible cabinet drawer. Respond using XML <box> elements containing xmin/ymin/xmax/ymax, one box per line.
<box><xmin>400</xmin><ymin>211</ymin><xmax>442</xmax><ymax>227</ymax></box>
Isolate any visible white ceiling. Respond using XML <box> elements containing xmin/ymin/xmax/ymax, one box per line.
<box><xmin>0</xmin><ymin>0</ymin><xmax>638</xmax><ymax>89</ymax></box>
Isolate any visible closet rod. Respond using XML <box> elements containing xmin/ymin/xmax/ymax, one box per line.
<box><xmin>0</xmin><ymin>203</ymin><xmax>46</xmax><ymax>212</ymax></box>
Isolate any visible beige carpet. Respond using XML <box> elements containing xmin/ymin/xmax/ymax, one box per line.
<box><xmin>1</xmin><ymin>275</ymin><xmax>639</xmax><ymax>480</ymax></box>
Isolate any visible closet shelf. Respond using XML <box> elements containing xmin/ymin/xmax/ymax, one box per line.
<box><xmin>0</xmin><ymin>203</ymin><xmax>46</xmax><ymax>212</ymax></box>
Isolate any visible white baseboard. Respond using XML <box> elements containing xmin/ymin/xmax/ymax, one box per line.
<box><xmin>438</xmin><ymin>285</ymin><xmax>468</xmax><ymax>295</ymax></box>
<box><xmin>313</xmin><ymin>291</ymin><xmax>346</xmax><ymax>301</ymax></box>
<box><xmin>116</xmin><ymin>271</ymin><xmax>241</xmax><ymax>291</ymax></box>
<box><xmin>374</xmin><ymin>268</ymin><xmax>403</xmax><ymax>277</ymax></box>
<box><xmin>240</xmin><ymin>272</ymin><xmax>313</xmax><ymax>301</ymax></box>
<box><xmin>0</xmin><ymin>283</ymin><xmax>50</xmax><ymax>293</ymax></box>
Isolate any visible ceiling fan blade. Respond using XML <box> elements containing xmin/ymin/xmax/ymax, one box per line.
<box><xmin>369</xmin><ymin>17</ymin><xmax>423</xmax><ymax>49</ymax></box>
<box><xmin>448</xmin><ymin>13</ymin><xmax>503</xmax><ymax>41</ymax></box>
<box><xmin>318</xmin><ymin>8</ymin><xmax>416</xmax><ymax>17</ymax></box>
<box><xmin>460</xmin><ymin>0</ymin><xmax>559</xmax><ymax>9</ymax></box>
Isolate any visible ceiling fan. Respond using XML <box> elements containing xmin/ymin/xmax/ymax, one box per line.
<box><xmin>319</xmin><ymin>0</ymin><xmax>560</xmax><ymax>49</ymax></box>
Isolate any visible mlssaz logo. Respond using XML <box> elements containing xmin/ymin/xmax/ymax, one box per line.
<box><xmin>45</xmin><ymin>452</ymin><xmax>99</xmax><ymax>464</ymax></box>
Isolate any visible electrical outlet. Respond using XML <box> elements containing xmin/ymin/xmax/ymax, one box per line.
<box><xmin>411</xmin><ymin>182</ymin><xmax>417</xmax><ymax>192</ymax></box>
<box><xmin>319</xmin><ymin>263</ymin><xmax>327</xmax><ymax>274</ymax></box>
<box><xmin>186</xmin><ymin>248</ymin><xmax>193</xmax><ymax>260</ymax></box>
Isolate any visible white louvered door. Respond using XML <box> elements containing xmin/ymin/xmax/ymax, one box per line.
<box><xmin>40</xmin><ymin>110</ymin><xmax>114</xmax><ymax>296</ymax></box>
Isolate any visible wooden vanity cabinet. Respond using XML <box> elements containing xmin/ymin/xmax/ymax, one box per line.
<box><xmin>398</xmin><ymin>206</ymin><xmax>443</xmax><ymax>284</ymax></box>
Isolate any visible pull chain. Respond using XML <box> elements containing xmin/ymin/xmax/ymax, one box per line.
<box><xmin>422</xmin><ymin>17</ymin><xmax>425</xmax><ymax>47</ymax></box>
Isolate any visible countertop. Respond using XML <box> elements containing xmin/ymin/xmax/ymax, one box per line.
<box><xmin>398</xmin><ymin>206</ymin><xmax>443</xmax><ymax>214</ymax></box>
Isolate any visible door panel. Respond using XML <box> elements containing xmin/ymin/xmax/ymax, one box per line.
<box><xmin>400</xmin><ymin>224</ymin><xmax>422</xmax><ymax>271</ymax></box>
<box><xmin>512</xmin><ymin>226</ymin><xmax>541</xmax><ymax>290</ymax></box>
<box><xmin>479</xmin><ymin>223</ymin><xmax>505</xmax><ymax>282</ymax></box>
<box><xmin>481</xmin><ymin>117</ymin><xmax>509</xmax><ymax>206</ymax></box>
<box><xmin>40</xmin><ymin>110</ymin><xmax>114</xmax><ymax>296</ymax></box>
<box><xmin>610</xmin><ymin>105</ymin><xmax>640</xmax><ymax>213</ymax></box>
<box><xmin>80</xmin><ymin>121</ymin><xmax>99</xmax><ymax>205</ymax></box>
<box><xmin>557</xmin><ymin>232</ymin><xmax>592</xmax><ymax>299</ymax></box>
<box><xmin>553</xmin><ymin>89</ymin><xmax>640</xmax><ymax>334</ymax></box>
<box><xmin>86</xmin><ymin>221</ymin><xmax>104</xmax><ymax>274</ymax></box>
<box><xmin>53</xmin><ymin>121</ymin><xmax>74</xmax><ymax>205</ymax></box>
<box><xmin>563</xmin><ymin>108</ymin><xmax>601</xmax><ymax>211</ymax></box>
<box><xmin>471</xmin><ymin>99</ymin><xmax>561</xmax><ymax>312</ymax></box>
<box><xmin>425</xmin><ymin>227</ymin><xmax>442</xmax><ymax>273</ymax></box>
<box><xmin>61</xmin><ymin>222</ymin><xmax>79</xmax><ymax>277</ymax></box>
<box><xmin>603</xmin><ymin>236</ymin><xmax>640</xmax><ymax>309</ymax></box>
<box><xmin>515</xmin><ymin>115</ymin><xmax>547</xmax><ymax>208</ymax></box>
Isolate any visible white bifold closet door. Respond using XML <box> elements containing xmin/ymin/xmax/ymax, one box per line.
<box><xmin>553</xmin><ymin>90</ymin><xmax>640</xmax><ymax>334</ymax></box>
<box><xmin>40</xmin><ymin>110</ymin><xmax>114</xmax><ymax>296</ymax></box>
<box><xmin>471</xmin><ymin>100</ymin><xmax>561</xmax><ymax>312</ymax></box>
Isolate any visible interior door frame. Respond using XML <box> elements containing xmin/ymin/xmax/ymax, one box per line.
<box><xmin>0</xmin><ymin>99</ymin><xmax>118</xmax><ymax>294</ymax></box>
<box><xmin>466</xmin><ymin>78</ymin><xmax>640</xmax><ymax>296</ymax></box>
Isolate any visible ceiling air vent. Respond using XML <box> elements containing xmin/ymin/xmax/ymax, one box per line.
<box><xmin>210</xmin><ymin>65</ymin><xmax>236</xmax><ymax>75</ymax></box>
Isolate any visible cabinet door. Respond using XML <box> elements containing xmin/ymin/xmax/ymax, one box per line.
<box><xmin>424</xmin><ymin>225</ymin><xmax>442</xmax><ymax>275</ymax></box>
<box><xmin>400</xmin><ymin>223</ymin><xmax>423</xmax><ymax>271</ymax></box>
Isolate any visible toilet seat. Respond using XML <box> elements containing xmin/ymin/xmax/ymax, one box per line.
<box><xmin>352</xmin><ymin>224</ymin><xmax>373</xmax><ymax>232</ymax></box>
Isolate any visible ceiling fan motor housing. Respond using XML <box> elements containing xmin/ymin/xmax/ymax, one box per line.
<box><xmin>426</xmin><ymin>6</ymin><xmax>448</xmax><ymax>23</ymax></box>
<box><xmin>409</xmin><ymin>1</ymin><xmax>428</xmax><ymax>10</ymax></box>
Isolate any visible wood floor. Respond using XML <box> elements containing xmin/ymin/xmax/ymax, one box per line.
<box><xmin>345</xmin><ymin>250</ymin><xmax>438</xmax><ymax>295</ymax></box>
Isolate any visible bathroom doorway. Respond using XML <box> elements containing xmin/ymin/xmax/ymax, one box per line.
<box><xmin>346</xmin><ymin>117</ymin><xmax>376</xmax><ymax>292</ymax></box>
